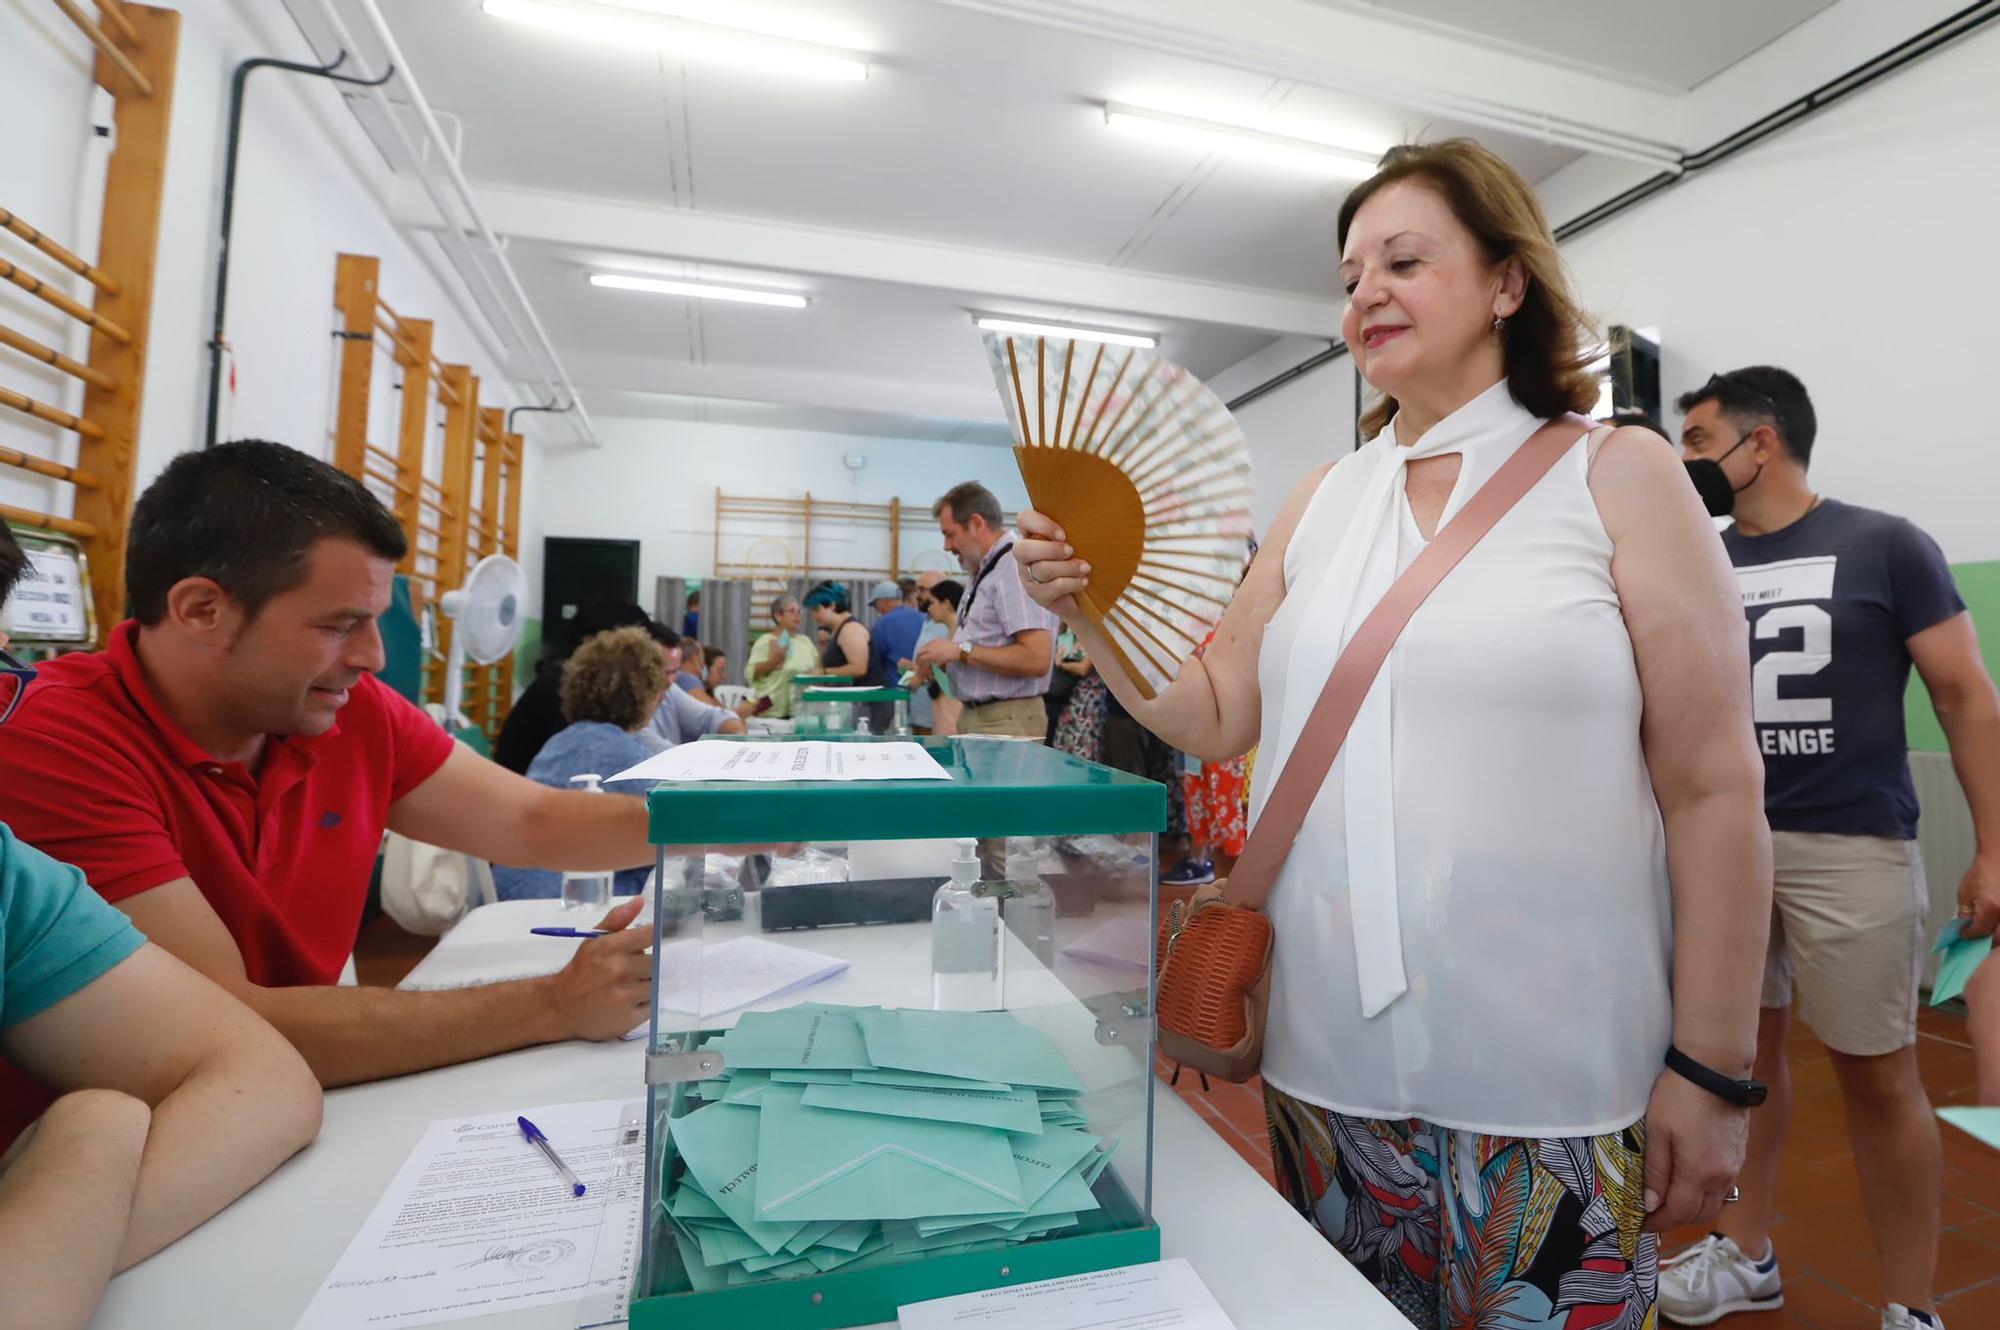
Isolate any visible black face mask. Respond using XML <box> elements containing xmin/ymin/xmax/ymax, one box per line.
<box><xmin>1683</xmin><ymin>432</ymin><xmax>1763</xmax><ymax>518</ymax></box>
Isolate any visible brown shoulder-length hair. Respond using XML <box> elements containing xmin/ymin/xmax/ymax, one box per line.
<box><xmin>1337</xmin><ymin>138</ymin><xmax>1599</xmax><ymax>438</ymax></box>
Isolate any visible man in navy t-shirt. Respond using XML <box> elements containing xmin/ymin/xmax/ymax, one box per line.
<box><xmin>1660</xmin><ymin>367</ymin><xmax>2000</xmax><ymax>1330</ymax></box>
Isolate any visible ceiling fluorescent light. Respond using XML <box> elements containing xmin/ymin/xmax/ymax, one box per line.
<box><xmin>591</xmin><ymin>273</ymin><xmax>809</xmax><ymax>308</ymax></box>
<box><xmin>1104</xmin><ymin>103</ymin><xmax>1378</xmax><ymax>179</ymax></box>
<box><xmin>973</xmin><ymin>317</ymin><xmax>1157</xmax><ymax>350</ymax></box>
<box><xmin>483</xmin><ymin>0</ymin><xmax>869</xmax><ymax>82</ymax></box>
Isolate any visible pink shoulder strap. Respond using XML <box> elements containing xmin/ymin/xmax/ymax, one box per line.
<box><xmin>1224</xmin><ymin>413</ymin><xmax>1593</xmax><ymax>909</ymax></box>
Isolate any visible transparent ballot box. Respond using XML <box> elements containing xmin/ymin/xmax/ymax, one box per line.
<box><xmin>633</xmin><ymin>738</ymin><xmax>1165</xmax><ymax>1330</ymax></box>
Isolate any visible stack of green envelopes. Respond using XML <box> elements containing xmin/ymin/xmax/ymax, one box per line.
<box><xmin>663</xmin><ymin>1005</ymin><xmax>1119</xmax><ymax>1289</ymax></box>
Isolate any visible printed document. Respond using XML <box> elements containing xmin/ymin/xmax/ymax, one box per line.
<box><xmin>294</xmin><ymin>1099</ymin><xmax>644</xmax><ymax>1330</ymax></box>
<box><xmin>897</xmin><ymin>1258</ymin><xmax>1237</xmax><ymax>1329</ymax></box>
<box><xmin>608</xmin><ymin>739</ymin><xmax>951</xmax><ymax>784</ymax></box>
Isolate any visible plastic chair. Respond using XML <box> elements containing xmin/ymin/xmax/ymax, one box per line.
<box><xmin>714</xmin><ymin>684</ymin><xmax>753</xmax><ymax>710</ymax></box>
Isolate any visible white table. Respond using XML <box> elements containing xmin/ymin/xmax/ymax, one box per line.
<box><xmin>95</xmin><ymin>902</ymin><xmax>1405</xmax><ymax>1330</ymax></box>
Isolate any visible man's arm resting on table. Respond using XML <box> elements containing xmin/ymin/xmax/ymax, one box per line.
<box><xmin>962</xmin><ymin>628</ymin><xmax>1052</xmax><ymax>679</ymax></box>
<box><xmin>1</xmin><ymin>942</ymin><xmax>322</xmax><ymax>1274</ymax></box>
<box><xmin>1911</xmin><ymin>611</ymin><xmax>2000</xmax><ymax>936</ymax></box>
<box><xmin>388</xmin><ymin>742</ymin><xmax>655</xmax><ymax>872</ymax></box>
<box><xmin>115</xmin><ymin>880</ymin><xmax>653</xmax><ymax>1088</ymax></box>
<box><xmin>0</xmin><ymin>1088</ymin><xmax>149</xmax><ymax>1330</ymax></box>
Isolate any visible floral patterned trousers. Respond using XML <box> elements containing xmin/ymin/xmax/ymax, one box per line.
<box><xmin>1264</xmin><ymin>1084</ymin><xmax>1658</xmax><ymax>1330</ymax></box>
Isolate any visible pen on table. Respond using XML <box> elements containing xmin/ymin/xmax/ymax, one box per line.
<box><xmin>529</xmin><ymin>926</ymin><xmax>606</xmax><ymax>939</ymax></box>
<box><xmin>518</xmin><ymin>1115</ymin><xmax>587</xmax><ymax>1197</ymax></box>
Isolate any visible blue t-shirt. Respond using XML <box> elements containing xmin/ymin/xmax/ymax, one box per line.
<box><xmin>490</xmin><ymin>721</ymin><xmax>653</xmax><ymax>901</ymax></box>
<box><xmin>1</xmin><ymin>822</ymin><xmax>144</xmax><ymax>1029</ymax></box>
<box><xmin>868</xmin><ymin>606</ymin><xmax>925</xmax><ymax>689</ymax></box>
<box><xmin>1721</xmin><ymin>499</ymin><xmax>1964</xmax><ymax>839</ymax></box>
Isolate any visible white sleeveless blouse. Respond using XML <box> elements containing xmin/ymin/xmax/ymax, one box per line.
<box><xmin>1253</xmin><ymin>379</ymin><xmax>1672</xmax><ymax>1136</ymax></box>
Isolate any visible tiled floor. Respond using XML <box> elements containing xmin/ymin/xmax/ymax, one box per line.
<box><xmin>1157</xmin><ymin>1008</ymin><xmax>1999</xmax><ymax>1329</ymax></box>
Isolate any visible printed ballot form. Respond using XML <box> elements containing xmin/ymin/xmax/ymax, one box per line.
<box><xmin>294</xmin><ymin>1099</ymin><xmax>644</xmax><ymax>1330</ymax></box>
<box><xmin>897</xmin><ymin>1258</ymin><xmax>1237</xmax><ymax>1329</ymax></box>
<box><xmin>608</xmin><ymin>739</ymin><xmax>952</xmax><ymax>785</ymax></box>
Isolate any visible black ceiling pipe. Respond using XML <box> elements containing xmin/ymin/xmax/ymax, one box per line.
<box><xmin>204</xmin><ymin>50</ymin><xmax>394</xmax><ymax>450</ymax></box>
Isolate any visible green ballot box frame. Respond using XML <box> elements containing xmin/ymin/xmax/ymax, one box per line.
<box><xmin>633</xmin><ymin>738</ymin><xmax>1167</xmax><ymax>1330</ymax></box>
<box><xmin>630</xmin><ymin>1086</ymin><xmax>1162</xmax><ymax>1330</ymax></box>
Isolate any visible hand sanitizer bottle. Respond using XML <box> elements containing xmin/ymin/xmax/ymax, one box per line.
<box><xmin>931</xmin><ymin>838</ymin><xmax>1002</xmax><ymax>1010</ymax></box>
<box><xmin>560</xmin><ymin>774</ymin><xmax>614</xmax><ymax>913</ymax></box>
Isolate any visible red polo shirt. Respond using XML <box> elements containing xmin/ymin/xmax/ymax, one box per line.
<box><xmin>0</xmin><ymin>621</ymin><xmax>455</xmax><ymax>986</ymax></box>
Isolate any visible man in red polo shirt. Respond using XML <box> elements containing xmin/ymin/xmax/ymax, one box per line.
<box><xmin>0</xmin><ymin>442</ymin><xmax>658</xmax><ymax>1131</ymax></box>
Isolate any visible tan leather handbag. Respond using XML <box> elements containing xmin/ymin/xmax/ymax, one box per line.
<box><xmin>1155</xmin><ymin>415</ymin><xmax>1592</xmax><ymax>1082</ymax></box>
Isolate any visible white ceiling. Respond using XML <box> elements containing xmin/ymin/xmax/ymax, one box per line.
<box><xmin>353</xmin><ymin>0</ymin><xmax>1853</xmax><ymax>443</ymax></box>
<box><xmin>1305</xmin><ymin>0</ymin><xmax>1843</xmax><ymax>90</ymax></box>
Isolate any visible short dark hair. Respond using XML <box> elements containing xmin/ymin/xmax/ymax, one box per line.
<box><xmin>0</xmin><ymin>525</ymin><xmax>27</xmax><ymax>608</ymax></box>
<box><xmin>126</xmin><ymin>440</ymin><xmax>408</xmax><ymax>626</ymax></box>
<box><xmin>564</xmin><ymin>598</ymin><xmax>651</xmax><ymax>655</ymax></box>
<box><xmin>1676</xmin><ymin>366</ymin><xmax>1818</xmax><ymax>468</ymax></box>
<box><xmin>897</xmin><ymin>576</ymin><xmax>916</xmax><ymax>599</ymax></box>
<box><xmin>644</xmin><ymin>617</ymin><xmax>680</xmax><ymax>650</ymax></box>
<box><xmin>932</xmin><ymin>481</ymin><xmax>1003</xmax><ymax>529</ymax></box>
<box><xmin>929</xmin><ymin>578</ymin><xmax>964</xmax><ymax>611</ymax></box>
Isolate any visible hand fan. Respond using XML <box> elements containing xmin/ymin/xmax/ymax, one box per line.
<box><xmin>983</xmin><ymin>333</ymin><xmax>1254</xmax><ymax>699</ymax></box>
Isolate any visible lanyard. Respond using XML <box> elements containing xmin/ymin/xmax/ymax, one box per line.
<box><xmin>957</xmin><ymin>538</ymin><xmax>1015</xmax><ymax>629</ymax></box>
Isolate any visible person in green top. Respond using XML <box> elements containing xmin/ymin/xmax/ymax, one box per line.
<box><xmin>0</xmin><ymin>525</ymin><xmax>322</xmax><ymax>1330</ymax></box>
<box><xmin>742</xmin><ymin>593</ymin><xmax>821</xmax><ymax>718</ymax></box>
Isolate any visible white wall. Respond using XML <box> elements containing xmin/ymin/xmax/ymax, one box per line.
<box><xmin>1560</xmin><ymin>22</ymin><xmax>2000</xmax><ymax>564</ymax></box>
<box><xmin>1204</xmin><ymin>335</ymin><xmax>1357</xmax><ymax>541</ymax></box>
<box><xmin>1</xmin><ymin>0</ymin><xmax>518</xmax><ymax>525</ymax></box>
<box><xmin>522</xmin><ymin>417</ymin><xmax>1032</xmax><ymax>618</ymax></box>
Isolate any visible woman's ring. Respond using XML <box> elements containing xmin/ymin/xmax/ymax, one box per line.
<box><xmin>1723</xmin><ymin>1186</ymin><xmax>1741</xmax><ymax>1204</ymax></box>
<box><xmin>1027</xmin><ymin>566</ymin><xmax>1043</xmax><ymax>585</ymax></box>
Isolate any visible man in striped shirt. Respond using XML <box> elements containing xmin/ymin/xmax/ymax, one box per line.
<box><xmin>912</xmin><ymin>481</ymin><xmax>1055</xmax><ymax>739</ymax></box>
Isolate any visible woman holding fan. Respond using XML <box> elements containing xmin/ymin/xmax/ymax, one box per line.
<box><xmin>1015</xmin><ymin>139</ymin><xmax>1771</xmax><ymax>1327</ymax></box>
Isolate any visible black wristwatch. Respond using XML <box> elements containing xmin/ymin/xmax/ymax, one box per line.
<box><xmin>1665</xmin><ymin>1045</ymin><xmax>1767</xmax><ymax>1107</ymax></box>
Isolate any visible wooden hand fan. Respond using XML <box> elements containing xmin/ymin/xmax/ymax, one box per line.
<box><xmin>984</xmin><ymin>333</ymin><xmax>1255</xmax><ymax>699</ymax></box>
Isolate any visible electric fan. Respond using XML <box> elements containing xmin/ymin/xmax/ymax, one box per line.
<box><xmin>983</xmin><ymin>333</ymin><xmax>1254</xmax><ymax>698</ymax></box>
<box><xmin>439</xmin><ymin>553</ymin><xmax>525</xmax><ymax>732</ymax></box>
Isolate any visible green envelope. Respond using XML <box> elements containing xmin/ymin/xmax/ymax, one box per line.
<box><xmin>850</xmin><ymin>1068</ymin><xmax>1013</xmax><ymax>1094</ymax></box>
<box><xmin>799</xmin><ymin>1080</ymin><xmax>1045</xmax><ymax>1135</ymax></box>
<box><xmin>855</xmin><ymin>1009</ymin><xmax>1084</xmax><ymax>1093</ymax></box>
<box><xmin>668</xmin><ymin>1216</ymin><xmax>732</xmax><ymax>1293</ymax></box>
<box><xmin>1939</xmin><ymin>1106</ymin><xmax>2000</xmax><ymax>1151</ymax></box>
<box><xmin>668</xmin><ymin>1184</ymin><xmax>729</xmax><ymax>1222</ymax></box>
<box><xmin>670</xmin><ymin>1103</ymin><xmax>809</xmax><ymax>1256</ymax></box>
<box><xmin>695</xmin><ymin>1222</ymin><xmax>767</xmax><ymax>1267</ymax></box>
<box><xmin>753</xmin><ymin>1087</ymin><xmax>1025</xmax><ymax>1223</ymax></box>
<box><xmin>719</xmin><ymin>1005</ymin><xmax>876</xmax><ymax>1072</ymax></box>
<box><xmin>1930</xmin><ymin>919</ymin><xmax>1993</xmax><ymax>1006</ymax></box>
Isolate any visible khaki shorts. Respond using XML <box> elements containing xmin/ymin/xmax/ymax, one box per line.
<box><xmin>956</xmin><ymin>697</ymin><xmax>1046</xmax><ymax>740</ymax></box>
<box><xmin>1763</xmin><ymin>830</ymin><xmax>1928</xmax><ymax>1056</ymax></box>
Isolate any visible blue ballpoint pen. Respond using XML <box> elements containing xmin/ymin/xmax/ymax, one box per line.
<box><xmin>518</xmin><ymin>1115</ymin><xmax>587</xmax><ymax>1197</ymax></box>
<box><xmin>529</xmin><ymin>926</ymin><xmax>606</xmax><ymax>939</ymax></box>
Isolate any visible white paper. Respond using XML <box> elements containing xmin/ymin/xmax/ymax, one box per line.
<box><xmin>898</xmin><ymin>1258</ymin><xmax>1236</xmax><ymax>1330</ymax></box>
<box><xmin>608</xmin><ymin>739</ymin><xmax>951</xmax><ymax>784</ymax></box>
<box><xmin>630</xmin><ymin>935</ymin><xmax>849</xmax><ymax>1038</ymax></box>
<box><xmin>294</xmin><ymin>1100</ymin><xmax>645</xmax><ymax>1330</ymax></box>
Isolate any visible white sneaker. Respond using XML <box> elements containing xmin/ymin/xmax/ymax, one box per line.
<box><xmin>1659</xmin><ymin>1234</ymin><xmax>1784</xmax><ymax>1325</ymax></box>
<box><xmin>1882</xmin><ymin>1305</ymin><xmax>1945</xmax><ymax>1330</ymax></box>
